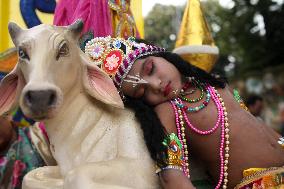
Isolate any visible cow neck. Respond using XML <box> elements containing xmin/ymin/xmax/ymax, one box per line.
<box><xmin>44</xmin><ymin>77</ymin><xmax>104</xmax><ymax>144</ymax></box>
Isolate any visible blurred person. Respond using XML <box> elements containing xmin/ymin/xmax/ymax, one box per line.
<box><xmin>0</xmin><ymin>115</ymin><xmax>55</xmax><ymax>189</ymax></box>
<box><xmin>245</xmin><ymin>95</ymin><xmax>264</xmax><ymax>119</ymax></box>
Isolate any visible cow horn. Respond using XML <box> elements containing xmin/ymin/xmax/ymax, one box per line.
<box><xmin>8</xmin><ymin>22</ymin><xmax>23</xmax><ymax>46</ymax></box>
<box><xmin>67</xmin><ymin>19</ymin><xmax>84</xmax><ymax>36</ymax></box>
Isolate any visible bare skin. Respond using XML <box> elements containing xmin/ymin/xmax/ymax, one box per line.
<box><xmin>122</xmin><ymin>56</ymin><xmax>284</xmax><ymax>188</ymax></box>
<box><xmin>155</xmin><ymin>86</ymin><xmax>284</xmax><ymax>188</ymax></box>
<box><xmin>159</xmin><ymin>170</ymin><xmax>196</xmax><ymax>189</ymax></box>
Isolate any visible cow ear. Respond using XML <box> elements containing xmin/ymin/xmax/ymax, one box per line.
<box><xmin>80</xmin><ymin>53</ymin><xmax>124</xmax><ymax>109</ymax></box>
<box><xmin>0</xmin><ymin>64</ymin><xmax>26</xmax><ymax>115</ymax></box>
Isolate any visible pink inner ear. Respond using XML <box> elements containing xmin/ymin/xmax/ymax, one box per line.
<box><xmin>0</xmin><ymin>76</ymin><xmax>18</xmax><ymax>114</ymax></box>
<box><xmin>87</xmin><ymin>66</ymin><xmax>123</xmax><ymax>108</ymax></box>
<box><xmin>87</xmin><ymin>67</ymin><xmax>118</xmax><ymax>98</ymax></box>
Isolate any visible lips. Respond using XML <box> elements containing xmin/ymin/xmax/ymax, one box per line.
<box><xmin>163</xmin><ymin>82</ymin><xmax>171</xmax><ymax>97</ymax></box>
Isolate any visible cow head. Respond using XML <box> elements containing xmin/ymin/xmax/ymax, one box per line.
<box><xmin>0</xmin><ymin>20</ymin><xmax>123</xmax><ymax>120</ymax></box>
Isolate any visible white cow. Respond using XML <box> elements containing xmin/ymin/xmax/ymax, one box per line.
<box><xmin>0</xmin><ymin>20</ymin><xmax>159</xmax><ymax>189</ymax></box>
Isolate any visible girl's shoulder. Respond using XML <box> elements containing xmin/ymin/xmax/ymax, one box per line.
<box><xmin>154</xmin><ymin>101</ymin><xmax>177</xmax><ymax>134</ymax></box>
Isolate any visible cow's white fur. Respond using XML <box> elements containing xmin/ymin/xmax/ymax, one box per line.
<box><xmin>0</xmin><ymin>21</ymin><xmax>159</xmax><ymax>189</ymax></box>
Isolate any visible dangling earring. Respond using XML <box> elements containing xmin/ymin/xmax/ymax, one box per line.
<box><xmin>124</xmin><ymin>73</ymin><xmax>148</xmax><ymax>88</ymax></box>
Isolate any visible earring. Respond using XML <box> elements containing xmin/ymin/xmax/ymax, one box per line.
<box><xmin>172</xmin><ymin>89</ymin><xmax>179</xmax><ymax>95</ymax></box>
<box><xmin>124</xmin><ymin>73</ymin><xmax>148</xmax><ymax>88</ymax></box>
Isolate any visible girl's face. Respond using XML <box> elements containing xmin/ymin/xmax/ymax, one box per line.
<box><xmin>121</xmin><ymin>56</ymin><xmax>183</xmax><ymax>106</ymax></box>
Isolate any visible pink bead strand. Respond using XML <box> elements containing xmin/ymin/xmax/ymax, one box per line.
<box><xmin>170</xmin><ymin>101</ymin><xmax>190</xmax><ymax>177</ymax></box>
<box><xmin>170</xmin><ymin>83</ymin><xmax>230</xmax><ymax>189</ymax></box>
<box><xmin>179</xmin><ymin>85</ymin><xmax>222</xmax><ymax>135</ymax></box>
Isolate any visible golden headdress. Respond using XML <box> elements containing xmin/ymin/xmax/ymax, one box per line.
<box><xmin>173</xmin><ymin>0</ymin><xmax>219</xmax><ymax>72</ymax></box>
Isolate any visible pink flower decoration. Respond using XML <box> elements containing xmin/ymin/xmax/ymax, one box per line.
<box><xmin>105</xmin><ymin>54</ymin><xmax>119</xmax><ymax>70</ymax></box>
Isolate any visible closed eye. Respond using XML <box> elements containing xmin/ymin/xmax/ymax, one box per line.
<box><xmin>56</xmin><ymin>41</ymin><xmax>69</xmax><ymax>60</ymax></box>
<box><xmin>144</xmin><ymin>60</ymin><xmax>154</xmax><ymax>75</ymax></box>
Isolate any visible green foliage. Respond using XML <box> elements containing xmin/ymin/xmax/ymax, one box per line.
<box><xmin>204</xmin><ymin>0</ymin><xmax>284</xmax><ymax>79</ymax></box>
<box><xmin>144</xmin><ymin>4</ymin><xmax>185</xmax><ymax>50</ymax></box>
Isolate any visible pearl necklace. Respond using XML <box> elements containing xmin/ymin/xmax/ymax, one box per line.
<box><xmin>171</xmin><ymin>85</ymin><xmax>230</xmax><ymax>189</ymax></box>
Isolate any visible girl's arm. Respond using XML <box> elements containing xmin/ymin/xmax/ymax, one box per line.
<box><xmin>159</xmin><ymin>169</ymin><xmax>196</xmax><ymax>189</ymax></box>
<box><xmin>155</xmin><ymin>102</ymin><xmax>196</xmax><ymax>189</ymax></box>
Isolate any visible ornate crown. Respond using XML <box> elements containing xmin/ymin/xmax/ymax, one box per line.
<box><xmin>85</xmin><ymin>36</ymin><xmax>165</xmax><ymax>95</ymax></box>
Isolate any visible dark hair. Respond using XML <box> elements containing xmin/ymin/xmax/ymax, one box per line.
<box><xmin>245</xmin><ymin>95</ymin><xmax>263</xmax><ymax>106</ymax></box>
<box><xmin>124</xmin><ymin>98</ymin><xmax>167</xmax><ymax>166</ymax></box>
<box><xmin>125</xmin><ymin>39</ymin><xmax>226</xmax><ymax>165</ymax></box>
<box><xmin>152</xmin><ymin>51</ymin><xmax>226</xmax><ymax>88</ymax></box>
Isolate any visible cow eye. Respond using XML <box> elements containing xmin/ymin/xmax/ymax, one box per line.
<box><xmin>56</xmin><ymin>42</ymin><xmax>69</xmax><ymax>60</ymax></box>
<box><xmin>18</xmin><ymin>48</ymin><xmax>29</xmax><ymax>60</ymax></box>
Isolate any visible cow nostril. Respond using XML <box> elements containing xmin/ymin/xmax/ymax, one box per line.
<box><xmin>48</xmin><ymin>92</ymin><xmax>56</xmax><ymax>106</ymax></box>
<box><xmin>25</xmin><ymin>91</ymin><xmax>33</xmax><ymax>105</ymax></box>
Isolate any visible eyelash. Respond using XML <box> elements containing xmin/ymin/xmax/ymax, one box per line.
<box><xmin>149</xmin><ymin>63</ymin><xmax>155</xmax><ymax>75</ymax></box>
<box><xmin>145</xmin><ymin>61</ymin><xmax>154</xmax><ymax>75</ymax></box>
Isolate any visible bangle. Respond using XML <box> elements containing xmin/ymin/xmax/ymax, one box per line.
<box><xmin>156</xmin><ymin>165</ymin><xmax>183</xmax><ymax>174</ymax></box>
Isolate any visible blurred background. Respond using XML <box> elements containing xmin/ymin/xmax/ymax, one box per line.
<box><xmin>0</xmin><ymin>0</ymin><xmax>283</xmax><ymax>131</ymax></box>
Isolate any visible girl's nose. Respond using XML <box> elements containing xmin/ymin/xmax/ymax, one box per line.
<box><xmin>146</xmin><ymin>77</ymin><xmax>161</xmax><ymax>92</ymax></box>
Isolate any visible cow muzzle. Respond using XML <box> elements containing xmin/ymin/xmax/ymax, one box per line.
<box><xmin>23</xmin><ymin>89</ymin><xmax>58</xmax><ymax>119</ymax></box>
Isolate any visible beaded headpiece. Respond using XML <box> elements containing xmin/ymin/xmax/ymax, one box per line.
<box><xmin>85</xmin><ymin>36</ymin><xmax>165</xmax><ymax>98</ymax></box>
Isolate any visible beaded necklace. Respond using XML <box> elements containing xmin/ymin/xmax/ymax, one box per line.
<box><xmin>177</xmin><ymin>80</ymin><xmax>211</xmax><ymax>112</ymax></box>
<box><xmin>180</xmin><ymin>80</ymin><xmax>205</xmax><ymax>103</ymax></box>
<box><xmin>170</xmin><ymin>85</ymin><xmax>230</xmax><ymax>189</ymax></box>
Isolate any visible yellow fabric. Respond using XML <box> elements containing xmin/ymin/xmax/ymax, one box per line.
<box><xmin>175</xmin><ymin>0</ymin><xmax>215</xmax><ymax>47</ymax></box>
<box><xmin>130</xmin><ymin>0</ymin><xmax>144</xmax><ymax>38</ymax></box>
<box><xmin>174</xmin><ymin>0</ymin><xmax>218</xmax><ymax>72</ymax></box>
<box><xmin>235</xmin><ymin>167</ymin><xmax>284</xmax><ymax>189</ymax></box>
<box><xmin>0</xmin><ymin>0</ymin><xmax>10</xmax><ymax>53</ymax></box>
<box><xmin>0</xmin><ymin>48</ymin><xmax>17</xmax><ymax>72</ymax></box>
<box><xmin>243</xmin><ymin>168</ymin><xmax>268</xmax><ymax>178</ymax></box>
